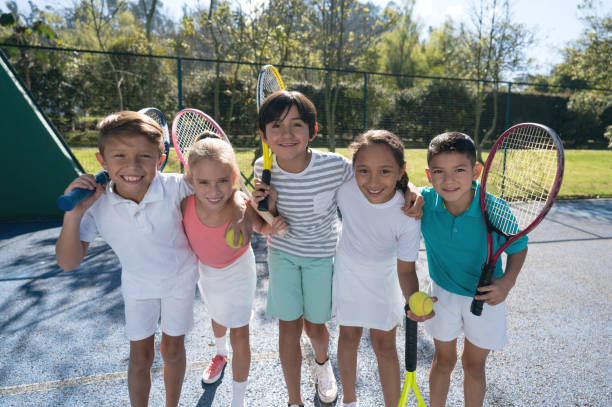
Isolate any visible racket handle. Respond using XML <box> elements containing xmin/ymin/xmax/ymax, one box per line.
<box><xmin>470</xmin><ymin>264</ymin><xmax>494</xmax><ymax>316</ymax></box>
<box><xmin>257</xmin><ymin>169</ymin><xmax>272</xmax><ymax>211</ymax></box>
<box><xmin>159</xmin><ymin>141</ymin><xmax>170</xmax><ymax>172</ymax></box>
<box><xmin>404</xmin><ymin>304</ymin><xmax>417</xmax><ymax>372</ymax></box>
<box><xmin>57</xmin><ymin>171</ymin><xmax>109</xmax><ymax>212</ymax></box>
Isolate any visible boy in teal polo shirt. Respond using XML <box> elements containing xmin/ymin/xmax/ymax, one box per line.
<box><xmin>416</xmin><ymin>132</ymin><xmax>528</xmax><ymax>407</ymax></box>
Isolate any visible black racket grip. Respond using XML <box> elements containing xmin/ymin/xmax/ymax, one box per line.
<box><xmin>257</xmin><ymin>169</ymin><xmax>272</xmax><ymax>211</ymax></box>
<box><xmin>470</xmin><ymin>264</ymin><xmax>494</xmax><ymax>316</ymax></box>
<box><xmin>404</xmin><ymin>304</ymin><xmax>418</xmax><ymax>372</ymax></box>
<box><xmin>57</xmin><ymin>171</ymin><xmax>109</xmax><ymax>212</ymax></box>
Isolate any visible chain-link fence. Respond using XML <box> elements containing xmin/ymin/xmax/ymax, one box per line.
<box><xmin>2</xmin><ymin>43</ymin><xmax>611</xmax><ymax>150</ymax></box>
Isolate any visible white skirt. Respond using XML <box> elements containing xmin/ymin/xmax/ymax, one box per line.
<box><xmin>197</xmin><ymin>247</ymin><xmax>256</xmax><ymax>328</ymax></box>
<box><xmin>333</xmin><ymin>247</ymin><xmax>404</xmax><ymax>331</ymax></box>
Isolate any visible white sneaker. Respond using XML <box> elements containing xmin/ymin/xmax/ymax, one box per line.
<box><xmin>315</xmin><ymin>359</ymin><xmax>338</xmax><ymax>403</ymax></box>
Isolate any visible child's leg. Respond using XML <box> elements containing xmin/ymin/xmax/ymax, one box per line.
<box><xmin>279</xmin><ymin>318</ymin><xmax>304</xmax><ymax>406</ymax></box>
<box><xmin>461</xmin><ymin>339</ymin><xmax>490</xmax><ymax>407</ymax></box>
<box><xmin>303</xmin><ymin>319</ymin><xmax>330</xmax><ymax>363</ymax></box>
<box><xmin>212</xmin><ymin>319</ymin><xmax>229</xmax><ymax>356</ymax></box>
<box><xmin>229</xmin><ymin>324</ymin><xmax>251</xmax><ymax>406</ymax></box>
<box><xmin>337</xmin><ymin>325</ymin><xmax>362</xmax><ymax>404</ymax></box>
<box><xmin>429</xmin><ymin>338</ymin><xmax>458</xmax><ymax>407</ymax></box>
<box><xmin>128</xmin><ymin>335</ymin><xmax>155</xmax><ymax>407</ymax></box>
<box><xmin>160</xmin><ymin>333</ymin><xmax>186</xmax><ymax>407</ymax></box>
<box><xmin>370</xmin><ymin>327</ymin><xmax>400</xmax><ymax>407</ymax></box>
<box><xmin>230</xmin><ymin>325</ymin><xmax>251</xmax><ymax>382</ymax></box>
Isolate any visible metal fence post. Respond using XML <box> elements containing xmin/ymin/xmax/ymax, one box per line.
<box><xmin>363</xmin><ymin>72</ymin><xmax>368</xmax><ymax>132</ymax></box>
<box><xmin>505</xmin><ymin>82</ymin><xmax>512</xmax><ymax>130</ymax></box>
<box><xmin>177</xmin><ymin>57</ymin><xmax>183</xmax><ymax>111</ymax></box>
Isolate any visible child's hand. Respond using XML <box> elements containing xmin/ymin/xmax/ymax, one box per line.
<box><xmin>63</xmin><ymin>174</ymin><xmax>105</xmax><ymax>215</ymax></box>
<box><xmin>228</xmin><ymin>191</ymin><xmax>252</xmax><ymax>247</ymax></box>
<box><xmin>402</xmin><ymin>183</ymin><xmax>424</xmax><ymax>219</ymax></box>
<box><xmin>474</xmin><ymin>277</ymin><xmax>513</xmax><ymax>306</ymax></box>
<box><xmin>253</xmin><ymin>178</ymin><xmax>278</xmax><ymax>212</ymax></box>
<box><xmin>405</xmin><ymin>296</ymin><xmax>438</xmax><ymax>322</ymax></box>
<box><xmin>263</xmin><ymin>216</ymin><xmax>288</xmax><ymax>236</ymax></box>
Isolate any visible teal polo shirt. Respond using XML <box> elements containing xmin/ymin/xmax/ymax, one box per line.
<box><xmin>419</xmin><ymin>181</ymin><xmax>528</xmax><ymax>297</ymax></box>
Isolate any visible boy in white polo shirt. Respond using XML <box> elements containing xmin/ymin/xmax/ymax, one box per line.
<box><xmin>55</xmin><ymin>111</ymin><xmax>250</xmax><ymax>407</ymax></box>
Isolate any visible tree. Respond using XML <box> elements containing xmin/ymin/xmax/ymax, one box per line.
<box><xmin>378</xmin><ymin>0</ymin><xmax>424</xmax><ymax>88</ymax></box>
<box><xmin>553</xmin><ymin>0</ymin><xmax>611</xmax><ymax>90</ymax></box>
<box><xmin>459</xmin><ymin>0</ymin><xmax>534</xmax><ymax>162</ymax></box>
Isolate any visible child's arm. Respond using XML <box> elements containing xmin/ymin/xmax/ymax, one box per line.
<box><xmin>397</xmin><ymin>259</ymin><xmax>436</xmax><ymax>322</ymax></box>
<box><xmin>475</xmin><ymin>247</ymin><xmax>528</xmax><ymax>306</ymax></box>
<box><xmin>56</xmin><ymin>174</ymin><xmax>104</xmax><ymax>270</ymax></box>
<box><xmin>402</xmin><ymin>182</ymin><xmax>424</xmax><ymax>219</ymax></box>
<box><xmin>226</xmin><ymin>189</ymin><xmax>252</xmax><ymax>247</ymax></box>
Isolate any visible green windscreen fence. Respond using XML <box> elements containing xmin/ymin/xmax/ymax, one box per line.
<box><xmin>0</xmin><ymin>50</ymin><xmax>83</xmax><ymax>221</ymax></box>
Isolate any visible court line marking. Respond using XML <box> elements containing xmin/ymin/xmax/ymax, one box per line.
<box><xmin>0</xmin><ymin>352</ymin><xmax>279</xmax><ymax>397</ymax></box>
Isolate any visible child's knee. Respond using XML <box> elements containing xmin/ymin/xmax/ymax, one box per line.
<box><xmin>130</xmin><ymin>348</ymin><xmax>155</xmax><ymax>369</ymax></box>
<box><xmin>160</xmin><ymin>335</ymin><xmax>185</xmax><ymax>364</ymax></box>
<box><xmin>432</xmin><ymin>351</ymin><xmax>457</xmax><ymax>374</ymax></box>
<box><xmin>461</xmin><ymin>355</ymin><xmax>486</xmax><ymax>379</ymax></box>
<box><xmin>230</xmin><ymin>326</ymin><xmax>250</xmax><ymax>345</ymax></box>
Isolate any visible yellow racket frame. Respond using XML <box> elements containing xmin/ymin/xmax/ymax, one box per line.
<box><xmin>398</xmin><ymin>370</ymin><xmax>426</xmax><ymax>407</ymax></box>
<box><xmin>257</xmin><ymin>65</ymin><xmax>285</xmax><ymax>172</ymax></box>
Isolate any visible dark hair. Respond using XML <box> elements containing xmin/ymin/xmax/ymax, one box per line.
<box><xmin>258</xmin><ymin>90</ymin><xmax>317</xmax><ymax>137</ymax></box>
<box><xmin>349</xmin><ymin>129</ymin><xmax>409</xmax><ymax>193</ymax></box>
<box><xmin>427</xmin><ymin>132</ymin><xmax>476</xmax><ymax>165</ymax></box>
<box><xmin>97</xmin><ymin>111</ymin><xmax>164</xmax><ymax>157</ymax></box>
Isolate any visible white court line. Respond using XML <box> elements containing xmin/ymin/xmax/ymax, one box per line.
<box><xmin>0</xmin><ymin>352</ymin><xmax>279</xmax><ymax>397</ymax></box>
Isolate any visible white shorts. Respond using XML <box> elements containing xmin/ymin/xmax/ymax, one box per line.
<box><xmin>197</xmin><ymin>247</ymin><xmax>256</xmax><ymax>329</ymax></box>
<box><xmin>123</xmin><ymin>294</ymin><xmax>195</xmax><ymax>341</ymax></box>
<box><xmin>424</xmin><ymin>280</ymin><xmax>507</xmax><ymax>350</ymax></box>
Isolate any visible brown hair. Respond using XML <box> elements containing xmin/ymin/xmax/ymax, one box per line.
<box><xmin>258</xmin><ymin>90</ymin><xmax>317</xmax><ymax>138</ymax></box>
<box><xmin>349</xmin><ymin>129</ymin><xmax>409</xmax><ymax>193</ymax></box>
<box><xmin>97</xmin><ymin>111</ymin><xmax>164</xmax><ymax>157</ymax></box>
<box><xmin>186</xmin><ymin>137</ymin><xmax>239</xmax><ymax>182</ymax></box>
<box><xmin>427</xmin><ymin>132</ymin><xmax>476</xmax><ymax>165</ymax></box>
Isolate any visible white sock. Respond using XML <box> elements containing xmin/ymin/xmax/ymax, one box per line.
<box><xmin>344</xmin><ymin>402</ymin><xmax>358</xmax><ymax>407</ymax></box>
<box><xmin>215</xmin><ymin>335</ymin><xmax>229</xmax><ymax>357</ymax></box>
<box><xmin>231</xmin><ymin>379</ymin><xmax>248</xmax><ymax>407</ymax></box>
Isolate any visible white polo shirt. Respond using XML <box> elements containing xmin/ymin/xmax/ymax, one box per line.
<box><xmin>80</xmin><ymin>173</ymin><xmax>198</xmax><ymax>300</ymax></box>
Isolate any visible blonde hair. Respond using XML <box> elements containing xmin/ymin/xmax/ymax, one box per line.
<box><xmin>186</xmin><ymin>137</ymin><xmax>239</xmax><ymax>181</ymax></box>
<box><xmin>97</xmin><ymin>111</ymin><xmax>164</xmax><ymax>157</ymax></box>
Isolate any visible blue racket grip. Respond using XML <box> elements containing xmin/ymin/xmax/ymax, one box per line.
<box><xmin>257</xmin><ymin>169</ymin><xmax>271</xmax><ymax>211</ymax></box>
<box><xmin>57</xmin><ymin>171</ymin><xmax>109</xmax><ymax>211</ymax></box>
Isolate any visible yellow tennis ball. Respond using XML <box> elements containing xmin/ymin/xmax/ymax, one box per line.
<box><xmin>225</xmin><ymin>228</ymin><xmax>243</xmax><ymax>248</ymax></box>
<box><xmin>409</xmin><ymin>291</ymin><xmax>434</xmax><ymax>317</ymax></box>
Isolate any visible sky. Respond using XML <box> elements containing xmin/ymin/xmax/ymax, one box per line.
<box><xmin>6</xmin><ymin>0</ymin><xmax>595</xmax><ymax>75</ymax></box>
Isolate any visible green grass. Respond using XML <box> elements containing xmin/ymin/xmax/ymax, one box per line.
<box><xmin>71</xmin><ymin>148</ymin><xmax>612</xmax><ymax>199</ymax></box>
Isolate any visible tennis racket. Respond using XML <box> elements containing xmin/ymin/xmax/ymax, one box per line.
<box><xmin>172</xmin><ymin>108</ymin><xmax>286</xmax><ymax>236</ymax></box>
<box><xmin>56</xmin><ymin>170</ymin><xmax>109</xmax><ymax>211</ymax></box>
<box><xmin>138</xmin><ymin>107</ymin><xmax>170</xmax><ymax>171</ymax></box>
<box><xmin>255</xmin><ymin>64</ymin><xmax>285</xmax><ymax>211</ymax></box>
<box><xmin>471</xmin><ymin>123</ymin><xmax>564</xmax><ymax>316</ymax></box>
<box><xmin>398</xmin><ymin>305</ymin><xmax>427</xmax><ymax>407</ymax></box>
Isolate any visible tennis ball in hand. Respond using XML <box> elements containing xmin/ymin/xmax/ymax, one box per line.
<box><xmin>225</xmin><ymin>228</ymin><xmax>243</xmax><ymax>248</ymax></box>
<box><xmin>408</xmin><ymin>291</ymin><xmax>434</xmax><ymax>317</ymax></box>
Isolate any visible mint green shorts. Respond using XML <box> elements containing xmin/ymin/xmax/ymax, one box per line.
<box><xmin>266</xmin><ymin>248</ymin><xmax>334</xmax><ymax>324</ymax></box>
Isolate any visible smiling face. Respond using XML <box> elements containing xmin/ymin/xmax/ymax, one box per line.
<box><xmin>262</xmin><ymin>105</ymin><xmax>314</xmax><ymax>172</ymax></box>
<box><xmin>96</xmin><ymin>134</ymin><xmax>164</xmax><ymax>203</ymax></box>
<box><xmin>426</xmin><ymin>151</ymin><xmax>481</xmax><ymax>214</ymax></box>
<box><xmin>354</xmin><ymin>143</ymin><xmax>405</xmax><ymax>204</ymax></box>
<box><xmin>188</xmin><ymin>158</ymin><xmax>237</xmax><ymax>215</ymax></box>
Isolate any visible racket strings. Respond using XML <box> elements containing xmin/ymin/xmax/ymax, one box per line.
<box><xmin>485</xmin><ymin>126</ymin><xmax>559</xmax><ymax>235</ymax></box>
<box><xmin>174</xmin><ymin>112</ymin><xmax>222</xmax><ymax>160</ymax></box>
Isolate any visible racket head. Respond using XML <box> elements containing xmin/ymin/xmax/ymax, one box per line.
<box><xmin>256</xmin><ymin>64</ymin><xmax>286</xmax><ymax>112</ymax></box>
<box><xmin>480</xmin><ymin>122</ymin><xmax>564</xmax><ymax>239</ymax></box>
<box><xmin>138</xmin><ymin>107</ymin><xmax>170</xmax><ymax>171</ymax></box>
<box><xmin>171</xmin><ymin>108</ymin><xmax>227</xmax><ymax>168</ymax></box>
